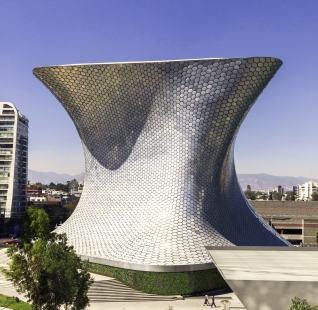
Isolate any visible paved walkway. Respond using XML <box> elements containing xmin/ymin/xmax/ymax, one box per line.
<box><xmin>86</xmin><ymin>294</ymin><xmax>245</xmax><ymax>310</ymax></box>
<box><xmin>0</xmin><ymin>248</ymin><xmax>246</xmax><ymax>309</ymax></box>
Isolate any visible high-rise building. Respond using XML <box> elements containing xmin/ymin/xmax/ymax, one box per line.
<box><xmin>276</xmin><ymin>185</ymin><xmax>284</xmax><ymax>195</ymax></box>
<box><xmin>0</xmin><ymin>102</ymin><xmax>28</xmax><ymax>218</ymax></box>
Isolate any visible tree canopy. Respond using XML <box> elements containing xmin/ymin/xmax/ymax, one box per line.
<box><xmin>272</xmin><ymin>191</ymin><xmax>282</xmax><ymax>201</ymax></box>
<box><xmin>290</xmin><ymin>296</ymin><xmax>318</xmax><ymax>310</ymax></box>
<box><xmin>1</xmin><ymin>206</ymin><xmax>94</xmax><ymax>310</ymax></box>
<box><xmin>311</xmin><ymin>193</ymin><xmax>318</xmax><ymax>201</ymax></box>
<box><xmin>244</xmin><ymin>184</ymin><xmax>256</xmax><ymax>200</ymax></box>
<box><xmin>286</xmin><ymin>191</ymin><xmax>295</xmax><ymax>201</ymax></box>
<box><xmin>35</xmin><ymin>181</ymin><xmax>72</xmax><ymax>192</ymax></box>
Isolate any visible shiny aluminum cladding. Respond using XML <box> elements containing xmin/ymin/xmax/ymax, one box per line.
<box><xmin>33</xmin><ymin>58</ymin><xmax>289</xmax><ymax>270</ymax></box>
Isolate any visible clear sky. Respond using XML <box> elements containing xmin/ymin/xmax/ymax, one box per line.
<box><xmin>1</xmin><ymin>0</ymin><xmax>318</xmax><ymax>177</ymax></box>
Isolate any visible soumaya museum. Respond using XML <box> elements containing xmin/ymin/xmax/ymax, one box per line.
<box><xmin>32</xmin><ymin>58</ymin><xmax>318</xmax><ymax>309</ymax></box>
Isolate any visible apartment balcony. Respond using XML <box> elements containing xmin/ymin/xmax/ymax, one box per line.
<box><xmin>0</xmin><ymin>116</ymin><xmax>14</xmax><ymax>122</ymax></box>
<box><xmin>0</xmin><ymin>147</ymin><xmax>13</xmax><ymax>151</ymax></box>
<box><xmin>0</xmin><ymin>130</ymin><xmax>14</xmax><ymax>134</ymax></box>
<box><xmin>3</xmin><ymin>110</ymin><xmax>15</xmax><ymax>115</ymax></box>
<box><xmin>0</xmin><ymin>138</ymin><xmax>14</xmax><ymax>142</ymax></box>
<box><xmin>0</xmin><ymin>134</ymin><xmax>14</xmax><ymax>138</ymax></box>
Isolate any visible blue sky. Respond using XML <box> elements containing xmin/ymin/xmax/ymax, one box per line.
<box><xmin>1</xmin><ymin>0</ymin><xmax>318</xmax><ymax>177</ymax></box>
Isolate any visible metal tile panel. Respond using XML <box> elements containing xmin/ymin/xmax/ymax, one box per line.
<box><xmin>33</xmin><ymin>58</ymin><xmax>289</xmax><ymax>271</ymax></box>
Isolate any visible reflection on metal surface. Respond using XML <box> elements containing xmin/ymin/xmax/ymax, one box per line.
<box><xmin>33</xmin><ymin>58</ymin><xmax>289</xmax><ymax>271</ymax></box>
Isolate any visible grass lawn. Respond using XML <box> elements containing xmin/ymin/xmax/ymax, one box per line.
<box><xmin>0</xmin><ymin>294</ymin><xmax>32</xmax><ymax>310</ymax></box>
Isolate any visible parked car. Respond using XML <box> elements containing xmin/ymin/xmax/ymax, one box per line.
<box><xmin>2</xmin><ymin>238</ymin><xmax>20</xmax><ymax>245</ymax></box>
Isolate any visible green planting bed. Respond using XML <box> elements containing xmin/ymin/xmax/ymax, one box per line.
<box><xmin>88</xmin><ymin>263</ymin><xmax>227</xmax><ymax>295</ymax></box>
<box><xmin>0</xmin><ymin>294</ymin><xmax>32</xmax><ymax>310</ymax></box>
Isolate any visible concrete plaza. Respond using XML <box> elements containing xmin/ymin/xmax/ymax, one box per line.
<box><xmin>0</xmin><ymin>247</ymin><xmax>246</xmax><ymax>309</ymax></box>
<box><xmin>0</xmin><ymin>285</ymin><xmax>245</xmax><ymax>310</ymax></box>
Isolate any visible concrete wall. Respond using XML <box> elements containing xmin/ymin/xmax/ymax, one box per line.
<box><xmin>251</xmin><ymin>201</ymin><xmax>318</xmax><ymax>218</ymax></box>
<box><xmin>227</xmin><ymin>280</ymin><xmax>318</xmax><ymax>310</ymax></box>
<box><xmin>303</xmin><ymin>219</ymin><xmax>318</xmax><ymax>244</ymax></box>
<box><xmin>250</xmin><ymin>201</ymin><xmax>318</xmax><ymax>246</ymax></box>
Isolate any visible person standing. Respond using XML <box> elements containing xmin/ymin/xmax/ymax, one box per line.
<box><xmin>211</xmin><ymin>295</ymin><xmax>217</xmax><ymax>307</ymax></box>
<box><xmin>203</xmin><ymin>295</ymin><xmax>209</xmax><ymax>306</ymax></box>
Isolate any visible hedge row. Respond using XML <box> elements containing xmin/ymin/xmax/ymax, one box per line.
<box><xmin>88</xmin><ymin>262</ymin><xmax>227</xmax><ymax>295</ymax></box>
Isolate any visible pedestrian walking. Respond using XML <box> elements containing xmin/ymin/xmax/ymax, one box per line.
<box><xmin>203</xmin><ymin>295</ymin><xmax>209</xmax><ymax>306</ymax></box>
<box><xmin>211</xmin><ymin>295</ymin><xmax>217</xmax><ymax>307</ymax></box>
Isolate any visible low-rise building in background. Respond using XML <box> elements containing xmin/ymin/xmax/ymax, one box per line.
<box><xmin>26</xmin><ymin>186</ymin><xmax>42</xmax><ymax>197</ymax></box>
<box><xmin>29</xmin><ymin>193</ymin><xmax>47</xmax><ymax>202</ymax></box>
<box><xmin>251</xmin><ymin>200</ymin><xmax>318</xmax><ymax>246</ymax></box>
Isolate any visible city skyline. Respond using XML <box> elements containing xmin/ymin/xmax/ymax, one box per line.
<box><xmin>1</xmin><ymin>1</ymin><xmax>318</xmax><ymax>177</ymax></box>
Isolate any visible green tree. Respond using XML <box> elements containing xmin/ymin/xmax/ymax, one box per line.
<box><xmin>1</xmin><ymin>206</ymin><xmax>94</xmax><ymax>310</ymax></box>
<box><xmin>23</xmin><ymin>206</ymin><xmax>51</xmax><ymax>242</ymax></box>
<box><xmin>244</xmin><ymin>184</ymin><xmax>256</xmax><ymax>200</ymax></box>
<box><xmin>63</xmin><ymin>200</ymin><xmax>79</xmax><ymax>217</ymax></box>
<box><xmin>48</xmin><ymin>182</ymin><xmax>56</xmax><ymax>189</ymax></box>
<box><xmin>316</xmin><ymin>230</ymin><xmax>318</xmax><ymax>244</ymax></box>
<box><xmin>56</xmin><ymin>182</ymin><xmax>70</xmax><ymax>193</ymax></box>
<box><xmin>34</xmin><ymin>182</ymin><xmax>47</xmax><ymax>189</ymax></box>
<box><xmin>272</xmin><ymin>191</ymin><xmax>282</xmax><ymax>201</ymax></box>
<box><xmin>311</xmin><ymin>193</ymin><xmax>318</xmax><ymax>201</ymax></box>
<box><xmin>286</xmin><ymin>191</ymin><xmax>296</xmax><ymax>201</ymax></box>
<box><xmin>290</xmin><ymin>296</ymin><xmax>318</xmax><ymax>309</ymax></box>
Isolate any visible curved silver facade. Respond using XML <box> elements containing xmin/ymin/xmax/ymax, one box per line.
<box><xmin>33</xmin><ymin>58</ymin><xmax>289</xmax><ymax>271</ymax></box>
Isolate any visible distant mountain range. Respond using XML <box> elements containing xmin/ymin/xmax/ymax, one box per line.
<box><xmin>237</xmin><ymin>173</ymin><xmax>318</xmax><ymax>191</ymax></box>
<box><xmin>28</xmin><ymin>169</ymin><xmax>85</xmax><ymax>184</ymax></box>
<box><xmin>28</xmin><ymin>169</ymin><xmax>317</xmax><ymax>190</ymax></box>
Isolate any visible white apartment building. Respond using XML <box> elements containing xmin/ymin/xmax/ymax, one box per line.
<box><xmin>29</xmin><ymin>194</ymin><xmax>47</xmax><ymax>202</ymax></box>
<box><xmin>0</xmin><ymin>102</ymin><xmax>28</xmax><ymax>217</ymax></box>
<box><xmin>297</xmin><ymin>181</ymin><xmax>318</xmax><ymax>200</ymax></box>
